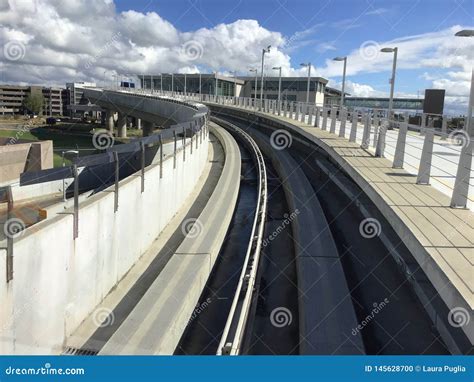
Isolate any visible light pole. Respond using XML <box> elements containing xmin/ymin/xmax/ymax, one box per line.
<box><xmin>184</xmin><ymin>73</ymin><xmax>187</xmax><ymax>99</ymax></box>
<box><xmin>199</xmin><ymin>73</ymin><xmax>202</xmax><ymax>101</ymax></box>
<box><xmin>273</xmin><ymin>66</ymin><xmax>282</xmax><ymax>113</ymax></box>
<box><xmin>249</xmin><ymin>68</ymin><xmax>258</xmax><ymax>106</ymax></box>
<box><xmin>381</xmin><ymin>47</ymin><xmax>398</xmax><ymax>120</ymax></box>
<box><xmin>333</xmin><ymin>56</ymin><xmax>347</xmax><ymax>108</ymax></box>
<box><xmin>455</xmin><ymin>30</ymin><xmax>473</xmax><ymax>133</ymax></box>
<box><xmin>260</xmin><ymin>45</ymin><xmax>271</xmax><ymax>109</ymax></box>
<box><xmin>214</xmin><ymin>72</ymin><xmax>218</xmax><ymax>97</ymax></box>
<box><xmin>171</xmin><ymin>73</ymin><xmax>174</xmax><ymax>95</ymax></box>
<box><xmin>300</xmin><ymin>62</ymin><xmax>311</xmax><ymax>104</ymax></box>
<box><xmin>160</xmin><ymin>73</ymin><xmax>163</xmax><ymax>93</ymax></box>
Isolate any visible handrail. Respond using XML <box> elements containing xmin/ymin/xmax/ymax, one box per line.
<box><xmin>211</xmin><ymin>117</ymin><xmax>268</xmax><ymax>356</ymax></box>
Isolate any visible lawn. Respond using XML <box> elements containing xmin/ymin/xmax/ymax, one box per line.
<box><xmin>0</xmin><ymin>128</ymin><xmax>99</xmax><ymax>167</ymax></box>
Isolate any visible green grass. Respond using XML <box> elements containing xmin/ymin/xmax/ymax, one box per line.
<box><xmin>0</xmin><ymin>128</ymin><xmax>98</xmax><ymax>167</ymax></box>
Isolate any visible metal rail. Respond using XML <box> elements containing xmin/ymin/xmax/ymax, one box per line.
<box><xmin>211</xmin><ymin>117</ymin><xmax>268</xmax><ymax>356</ymax></box>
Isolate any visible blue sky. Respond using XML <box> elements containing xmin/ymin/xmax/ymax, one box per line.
<box><xmin>114</xmin><ymin>0</ymin><xmax>473</xmax><ymax>99</ymax></box>
<box><xmin>2</xmin><ymin>0</ymin><xmax>472</xmax><ymax>113</ymax></box>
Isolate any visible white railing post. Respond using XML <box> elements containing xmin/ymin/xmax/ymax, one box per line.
<box><xmin>314</xmin><ymin>107</ymin><xmax>320</xmax><ymax>127</ymax></box>
<box><xmin>420</xmin><ymin>113</ymin><xmax>427</xmax><ymax>136</ymax></box>
<box><xmin>393</xmin><ymin>114</ymin><xmax>408</xmax><ymax>168</ymax></box>
<box><xmin>361</xmin><ymin>112</ymin><xmax>371</xmax><ymax>149</ymax></box>
<box><xmin>451</xmin><ymin>115</ymin><xmax>473</xmax><ymax>207</ymax></box>
<box><xmin>375</xmin><ymin>118</ymin><xmax>388</xmax><ymax>157</ymax></box>
<box><xmin>416</xmin><ymin>126</ymin><xmax>435</xmax><ymax>184</ymax></box>
<box><xmin>349</xmin><ymin>111</ymin><xmax>358</xmax><ymax>142</ymax></box>
<box><xmin>322</xmin><ymin>107</ymin><xmax>328</xmax><ymax>130</ymax></box>
<box><xmin>441</xmin><ymin>115</ymin><xmax>447</xmax><ymax>140</ymax></box>
<box><xmin>295</xmin><ymin>102</ymin><xmax>300</xmax><ymax>121</ymax></box>
<box><xmin>339</xmin><ymin>108</ymin><xmax>347</xmax><ymax>137</ymax></box>
<box><xmin>329</xmin><ymin>107</ymin><xmax>337</xmax><ymax>134</ymax></box>
<box><xmin>308</xmin><ymin>105</ymin><xmax>314</xmax><ymax>126</ymax></box>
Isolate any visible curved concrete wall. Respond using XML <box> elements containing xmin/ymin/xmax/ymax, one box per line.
<box><xmin>0</xmin><ymin>131</ymin><xmax>209</xmax><ymax>354</ymax></box>
<box><xmin>84</xmin><ymin>89</ymin><xmax>207</xmax><ymax>126</ymax></box>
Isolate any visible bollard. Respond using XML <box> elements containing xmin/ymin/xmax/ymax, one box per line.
<box><xmin>314</xmin><ymin>107</ymin><xmax>320</xmax><ymax>127</ymax></box>
<box><xmin>361</xmin><ymin>113</ymin><xmax>371</xmax><ymax>149</ymax></box>
<box><xmin>339</xmin><ymin>108</ymin><xmax>347</xmax><ymax>137</ymax></box>
<box><xmin>349</xmin><ymin>111</ymin><xmax>358</xmax><ymax>142</ymax></box>
<box><xmin>441</xmin><ymin>115</ymin><xmax>447</xmax><ymax>140</ymax></box>
<box><xmin>322</xmin><ymin>107</ymin><xmax>328</xmax><ymax>130</ymax></box>
<box><xmin>416</xmin><ymin>128</ymin><xmax>434</xmax><ymax>184</ymax></box>
<box><xmin>295</xmin><ymin>103</ymin><xmax>300</xmax><ymax>121</ymax></box>
<box><xmin>329</xmin><ymin>107</ymin><xmax>337</xmax><ymax>134</ymax></box>
<box><xmin>308</xmin><ymin>105</ymin><xmax>314</xmax><ymax>125</ymax></box>
<box><xmin>375</xmin><ymin>119</ymin><xmax>388</xmax><ymax>157</ymax></box>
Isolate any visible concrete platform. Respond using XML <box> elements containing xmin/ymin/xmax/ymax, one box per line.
<box><xmin>208</xmin><ymin>104</ymin><xmax>473</xmax><ymax>351</ymax></box>
<box><xmin>98</xmin><ymin>123</ymin><xmax>241</xmax><ymax>354</ymax></box>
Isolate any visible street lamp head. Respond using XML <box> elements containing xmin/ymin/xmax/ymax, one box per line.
<box><xmin>300</xmin><ymin>62</ymin><xmax>310</xmax><ymax>67</ymax></box>
<box><xmin>455</xmin><ymin>29</ymin><xmax>474</xmax><ymax>37</ymax></box>
<box><xmin>272</xmin><ymin>66</ymin><xmax>281</xmax><ymax>70</ymax></box>
<box><xmin>263</xmin><ymin>45</ymin><xmax>271</xmax><ymax>53</ymax></box>
<box><xmin>381</xmin><ymin>47</ymin><xmax>396</xmax><ymax>53</ymax></box>
<box><xmin>333</xmin><ymin>56</ymin><xmax>346</xmax><ymax>61</ymax></box>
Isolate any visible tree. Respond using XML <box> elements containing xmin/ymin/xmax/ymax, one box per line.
<box><xmin>23</xmin><ymin>93</ymin><xmax>44</xmax><ymax>115</ymax></box>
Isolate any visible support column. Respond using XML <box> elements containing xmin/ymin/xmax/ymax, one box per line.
<box><xmin>136</xmin><ymin>118</ymin><xmax>142</xmax><ymax>130</ymax></box>
<box><xmin>107</xmin><ymin>110</ymin><xmax>115</xmax><ymax>134</ymax></box>
<box><xmin>117</xmin><ymin>112</ymin><xmax>127</xmax><ymax>138</ymax></box>
<box><xmin>142</xmin><ymin>120</ymin><xmax>154</xmax><ymax>137</ymax></box>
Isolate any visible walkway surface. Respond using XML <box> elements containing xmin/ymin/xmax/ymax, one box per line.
<box><xmin>211</xmin><ymin>103</ymin><xmax>473</xmax><ymax>346</ymax></box>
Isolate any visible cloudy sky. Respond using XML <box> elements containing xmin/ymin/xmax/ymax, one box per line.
<box><xmin>0</xmin><ymin>0</ymin><xmax>473</xmax><ymax>114</ymax></box>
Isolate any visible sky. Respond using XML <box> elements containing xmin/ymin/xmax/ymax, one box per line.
<box><xmin>0</xmin><ymin>0</ymin><xmax>473</xmax><ymax>114</ymax></box>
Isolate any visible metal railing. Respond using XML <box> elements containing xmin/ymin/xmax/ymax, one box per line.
<box><xmin>212</xmin><ymin>117</ymin><xmax>268</xmax><ymax>356</ymax></box>
<box><xmin>185</xmin><ymin>91</ymin><xmax>472</xmax><ymax>209</ymax></box>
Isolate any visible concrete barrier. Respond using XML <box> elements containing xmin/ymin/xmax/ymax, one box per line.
<box><xmin>0</xmin><ymin>132</ymin><xmax>209</xmax><ymax>354</ymax></box>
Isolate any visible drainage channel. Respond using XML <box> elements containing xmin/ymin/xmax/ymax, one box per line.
<box><xmin>175</xmin><ymin>129</ymin><xmax>259</xmax><ymax>355</ymax></box>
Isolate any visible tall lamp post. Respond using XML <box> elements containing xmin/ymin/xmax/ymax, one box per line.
<box><xmin>455</xmin><ymin>30</ymin><xmax>473</xmax><ymax>133</ymax></box>
<box><xmin>380</xmin><ymin>47</ymin><xmax>398</xmax><ymax>120</ymax></box>
<box><xmin>249</xmin><ymin>68</ymin><xmax>258</xmax><ymax>106</ymax></box>
<box><xmin>300</xmin><ymin>62</ymin><xmax>311</xmax><ymax>104</ymax></box>
<box><xmin>451</xmin><ymin>30</ymin><xmax>473</xmax><ymax>207</ymax></box>
<box><xmin>333</xmin><ymin>56</ymin><xmax>347</xmax><ymax>108</ymax></box>
<box><xmin>260</xmin><ymin>45</ymin><xmax>271</xmax><ymax>109</ymax></box>
<box><xmin>272</xmin><ymin>66</ymin><xmax>282</xmax><ymax>112</ymax></box>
